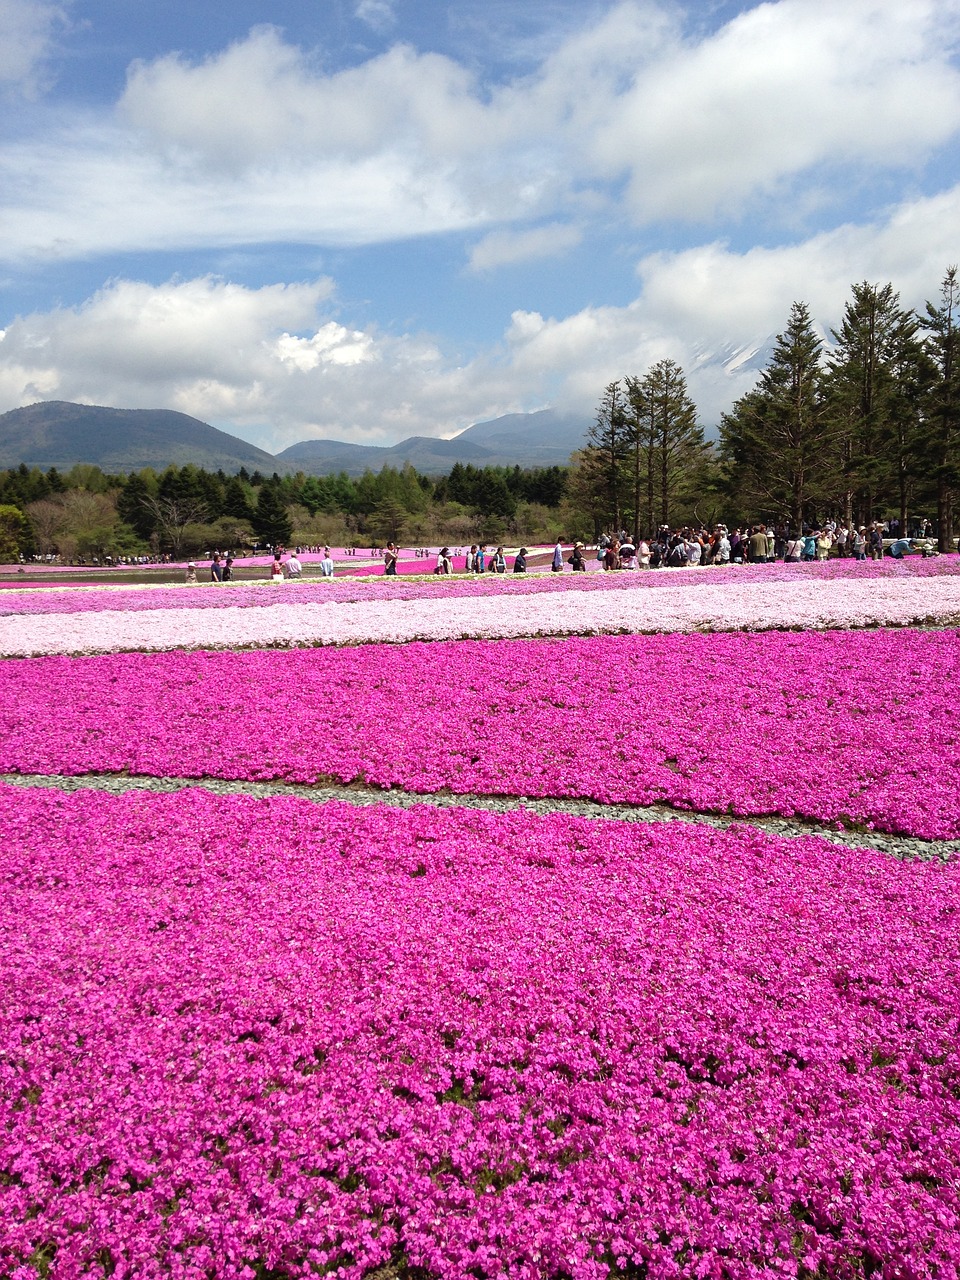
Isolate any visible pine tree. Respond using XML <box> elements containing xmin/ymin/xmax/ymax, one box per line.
<box><xmin>720</xmin><ymin>302</ymin><xmax>827</xmax><ymax>529</ymax></box>
<box><xmin>223</xmin><ymin>475</ymin><xmax>255</xmax><ymax>522</ymax></box>
<box><xmin>252</xmin><ymin>480</ymin><xmax>293</xmax><ymax>547</ymax></box>
<box><xmin>117</xmin><ymin>473</ymin><xmax>157</xmax><ymax>540</ymax></box>
<box><xmin>921</xmin><ymin>266</ymin><xmax>960</xmax><ymax>552</ymax></box>
<box><xmin>581</xmin><ymin>381</ymin><xmax>629</xmax><ymax>533</ymax></box>
<box><xmin>640</xmin><ymin>359</ymin><xmax>703</xmax><ymax>529</ymax></box>
<box><xmin>824</xmin><ymin>282</ymin><xmax>920</xmax><ymax>527</ymax></box>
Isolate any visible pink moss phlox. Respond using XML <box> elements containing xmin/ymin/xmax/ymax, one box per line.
<box><xmin>0</xmin><ymin>628</ymin><xmax>957</xmax><ymax>839</ymax></box>
<box><xmin>1</xmin><ymin>784</ymin><xmax>958</xmax><ymax>1278</ymax></box>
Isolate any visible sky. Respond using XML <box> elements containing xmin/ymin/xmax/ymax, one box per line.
<box><xmin>0</xmin><ymin>0</ymin><xmax>959</xmax><ymax>455</ymax></box>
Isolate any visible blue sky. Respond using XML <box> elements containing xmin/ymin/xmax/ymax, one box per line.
<box><xmin>1</xmin><ymin>0</ymin><xmax>959</xmax><ymax>453</ymax></box>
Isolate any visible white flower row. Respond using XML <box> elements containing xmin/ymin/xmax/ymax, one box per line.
<box><xmin>2</xmin><ymin>575</ymin><xmax>959</xmax><ymax>657</ymax></box>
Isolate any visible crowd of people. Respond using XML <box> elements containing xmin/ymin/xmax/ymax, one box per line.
<box><xmin>592</xmin><ymin>521</ymin><xmax>943</xmax><ymax>569</ymax></box>
<box><xmin>180</xmin><ymin>518</ymin><xmax>950</xmax><ymax>584</ymax></box>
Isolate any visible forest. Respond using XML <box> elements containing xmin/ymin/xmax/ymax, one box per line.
<box><xmin>1</xmin><ymin>270</ymin><xmax>957</xmax><ymax>561</ymax></box>
<box><xmin>0</xmin><ymin>457</ymin><xmax>573</xmax><ymax>562</ymax></box>
<box><xmin>580</xmin><ymin>269</ymin><xmax>960</xmax><ymax>552</ymax></box>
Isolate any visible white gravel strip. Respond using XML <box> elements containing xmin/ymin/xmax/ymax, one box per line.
<box><xmin>3</xmin><ymin>772</ymin><xmax>956</xmax><ymax>862</ymax></box>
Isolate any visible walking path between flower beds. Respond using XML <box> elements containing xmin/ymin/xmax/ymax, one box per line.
<box><xmin>5</xmin><ymin>770</ymin><xmax>956</xmax><ymax>863</ymax></box>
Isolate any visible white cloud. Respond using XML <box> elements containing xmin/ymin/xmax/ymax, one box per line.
<box><xmin>0</xmin><ymin>0</ymin><xmax>66</xmax><ymax>95</ymax></box>
<box><xmin>589</xmin><ymin>0</ymin><xmax>960</xmax><ymax>221</ymax></box>
<box><xmin>468</xmin><ymin>223</ymin><xmax>583</xmax><ymax>272</ymax></box>
<box><xmin>2</xmin><ymin>183</ymin><xmax>957</xmax><ymax>451</ymax></box>
<box><xmin>355</xmin><ymin>0</ymin><xmax>397</xmax><ymax>35</ymax></box>
<box><xmin>0</xmin><ymin>1</ymin><xmax>956</xmax><ymax>263</ymax></box>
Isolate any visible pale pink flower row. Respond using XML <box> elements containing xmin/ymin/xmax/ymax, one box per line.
<box><xmin>2</xmin><ymin>628</ymin><xmax>957</xmax><ymax>838</ymax></box>
<box><xmin>1</xmin><ymin>574</ymin><xmax>959</xmax><ymax>657</ymax></box>
<box><xmin>2</xmin><ymin>784</ymin><xmax>958</xmax><ymax>1279</ymax></box>
<box><xmin>2</xmin><ymin>556</ymin><xmax>959</xmax><ymax>619</ymax></box>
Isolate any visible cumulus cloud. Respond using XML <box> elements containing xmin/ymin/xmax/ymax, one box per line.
<box><xmin>467</xmin><ymin>223</ymin><xmax>583</xmax><ymax>272</ymax></box>
<box><xmin>0</xmin><ymin>0</ymin><xmax>67</xmax><ymax>96</ymax></box>
<box><xmin>355</xmin><ymin>0</ymin><xmax>397</xmax><ymax>35</ymax></box>
<box><xmin>0</xmin><ymin>1</ymin><xmax>956</xmax><ymax>263</ymax></box>
<box><xmin>1</xmin><ymin>186</ymin><xmax>956</xmax><ymax>450</ymax></box>
<box><xmin>588</xmin><ymin>0</ymin><xmax>960</xmax><ymax>220</ymax></box>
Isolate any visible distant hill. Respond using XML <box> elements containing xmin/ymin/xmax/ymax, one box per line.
<box><xmin>454</xmin><ymin>410</ymin><xmax>589</xmax><ymax>462</ymax></box>
<box><xmin>0</xmin><ymin>402</ymin><xmax>278</xmax><ymax>473</ymax></box>
<box><xmin>0</xmin><ymin>401</ymin><xmax>591</xmax><ymax>477</ymax></box>
<box><xmin>277</xmin><ymin>409</ymin><xmax>589</xmax><ymax>476</ymax></box>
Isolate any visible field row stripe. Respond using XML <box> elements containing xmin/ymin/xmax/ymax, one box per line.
<box><xmin>4</xmin><ymin>771</ymin><xmax>955</xmax><ymax>862</ymax></box>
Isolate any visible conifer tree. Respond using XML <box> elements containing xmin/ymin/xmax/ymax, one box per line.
<box><xmin>921</xmin><ymin>266</ymin><xmax>960</xmax><ymax>552</ymax></box>
<box><xmin>639</xmin><ymin>359</ymin><xmax>703</xmax><ymax>529</ymax></box>
<box><xmin>720</xmin><ymin>302</ymin><xmax>827</xmax><ymax>529</ymax></box>
<box><xmin>252</xmin><ymin>480</ymin><xmax>293</xmax><ymax>547</ymax></box>
<box><xmin>824</xmin><ymin>282</ymin><xmax>920</xmax><ymax>527</ymax></box>
<box><xmin>581</xmin><ymin>380</ymin><xmax>629</xmax><ymax>532</ymax></box>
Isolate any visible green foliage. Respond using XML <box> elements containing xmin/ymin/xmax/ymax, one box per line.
<box><xmin>921</xmin><ymin>266</ymin><xmax>960</xmax><ymax>550</ymax></box>
<box><xmin>576</xmin><ymin>366</ymin><xmax>705</xmax><ymax>537</ymax></box>
<box><xmin>252</xmin><ymin>480</ymin><xmax>293</xmax><ymax>546</ymax></box>
<box><xmin>0</xmin><ymin>504</ymin><xmax>29</xmax><ymax>560</ymax></box>
<box><xmin>720</xmin><ymin>302</ymin><xmax>829</xmax><ymax>527</ymax></box>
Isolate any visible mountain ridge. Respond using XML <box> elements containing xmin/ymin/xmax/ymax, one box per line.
<box><xmin>0</xmin><ymin>402</ymin><xmax>590</xmax><ymax>476</ymax></box>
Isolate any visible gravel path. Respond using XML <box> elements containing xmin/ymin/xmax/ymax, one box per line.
<box><xmin>4</xmin><ymin>771</ymin><xmax>956</xmax><ymax>863</ymax></box>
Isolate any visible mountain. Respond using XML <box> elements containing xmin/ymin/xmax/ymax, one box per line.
<box><xmin>276</xmin><ymin>409</ymin><xmax>590</xmax><ymax>476</ymax></box>
<box><xmin>0</xmin><ymin>401</ymin><xmax>278</xmax><ymax>473</ymax></box>
<box><xmin>276</xmin><ymin>433</ymin><xmax>498</xmax><ymax>475</ymax></box>
<box><xmin>454</xmin><ymin>410</ymin><xmax>589</xmax><ymax>460</ymax></box>
<box><xmin>0</xmin><ymin>401</ymin><xmax>592</xmax><ymax>477</ymax></box>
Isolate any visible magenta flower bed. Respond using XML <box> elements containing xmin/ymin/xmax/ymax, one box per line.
<box><xmin>2</xmin><ymin>628</ymin><xmax>957</xmax><ymax>838</ymax></box>
<box><xmin>2</xmin><ymin>557</ymin><xmax>958</xmax><ymax>617</ymax></box>
<box><xmin>2</xmin><ymin>784</ymin><xmax>958</xmax><ymax>1279</ymax></box>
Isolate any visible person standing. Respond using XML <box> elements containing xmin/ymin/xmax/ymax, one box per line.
<box><xmin>491</xmin><ymin>546</ymin><xmax>507</xmax><ymax>574</ymax></box>
<box><xmin>221</xmin><ymin>555</ymin><xmax>234</xmax><ymax>582</ymax></box>
<box><xmin>384</xmin><ymin>542</ymin><xmax>398</xmax><ymax>575</ymax></box>
<box><xmin>210</xmin><ymin>553</ymin><xmax>223</xmax><ymax>582</ymax></box>
<box><xmin>552</xmin><ymin>539</ymin><xmax>564</xmax><ymax>573</ymax></box>
<box><xmin>319</xmin><ymin>549</ymin><xmax>335</xmax><ymax>577</ymax></box>
<box><xmin>286</xmin><ymin>551</ymin><xmax>303</xmax><ymax>579</ymax></box>
<box><xmin>748</xmin><ymin>526</ymin><xmax>767</xmax><ymax>564</ymax></box>
<box><xmin>435</xmin><ymin>547</ymin><xmax>452</xmax><ymax>575</ymax></box>
<box><xmin>513</xmin><ymin>547</ymin><xmax>528</xmax><ymax>573</ymax></box>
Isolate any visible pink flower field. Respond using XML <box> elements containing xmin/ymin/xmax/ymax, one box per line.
<box><xmin>3</xmin><ymin>556</ymin><xmax>959</xmax><ymax>1278</ymax></box>
<box><xmin>2</xmin><ymin>785</ymin><xmax>959</xmax><ymax>1280</ymax></box>
<box><xmin>1</xmin><ymin>628</ymin><xmax>957</xmax><ymax>838</ymax></box>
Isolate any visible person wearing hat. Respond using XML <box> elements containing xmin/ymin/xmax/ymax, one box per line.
<box><xmin>568</xmin><ymin>542</ymin><xmax>586</xmax><ymax>571</ymax></box>
<box><xmin>184</xmin><ymin>562</ymin><xmax>198</xmax><ymax>583</ymax></box>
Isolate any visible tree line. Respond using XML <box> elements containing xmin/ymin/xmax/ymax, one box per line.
<box><xmin>3</xmin><ymin>269</ymin><xmax>957</xmax><ymax>563</ymax></box>
<box><xmin>0</xmin><ymin>458</ymin><xmax>573</xmax><ymax>562</ymax></box>
<box><xmin>577</xmin><ymin>269</ymin><xmax>960</xmax><ymax>552</ymax></box>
